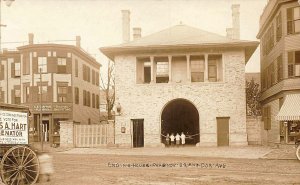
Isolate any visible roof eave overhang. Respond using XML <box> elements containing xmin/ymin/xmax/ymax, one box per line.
<box><xmin>100</xmin><ymin>42</ymin><xmax>259</xmax><ymax>64</ymax></box>
<box><xmin>18</xmin><ymin>44</ymin><xmax>101</xmax><ymax>67</ymax></box>
<box><xmin>257</xmin><ymin>0</ymin><xmax>294</xmax><ymax>39</ymax></box>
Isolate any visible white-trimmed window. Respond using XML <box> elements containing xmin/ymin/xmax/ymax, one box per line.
<box><xmin>14</xmin><ymin>63</ymin><xmax>20</xmax><ymax>77</ymax></box>
<box><xmin>15</xmin><ymin>89</ymin><xmax>21</xmax><ymax>104</ymax></box>
<box><xmin>288</xmin><ymin>50</ymin><xmax>300</xmax><ymax>77</ymax></box>
<box><xmin>57</xmin><ymin>85</ymin><xmax>67</xmax><ymax>102</ymax></box>
<box><xmin>38</xmin><ymin>85</ymin><xmax>48</xmax><ymax>102</ymax></box>
<box><xmin>57</xmin><ymin>58</ymin><xmax>67</xmax><ymax>73</ymax></box>
<box><xmin>38</xmin><ymin>57</ymin><xmax>47</xmax><ymax>73</ymax></box>
<box><xmin>287</xmin><ymin>7</ymin><xmax>300</xmax><ymax>35</ymax></box>
<box><xmin>156</xmin><ymin>57</ymin><xmax>169</xmax><ymax>83</ymax></box>
<box><xmin>191</xmin><ymin>56</ymin><xmax>205</xmax><ymax>82</ymax></box>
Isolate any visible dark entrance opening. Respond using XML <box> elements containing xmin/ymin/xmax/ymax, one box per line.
<box><xmin>161</xmin><ymin>99</ymin><xmax>200</xmax><ymax>145</ymax></box>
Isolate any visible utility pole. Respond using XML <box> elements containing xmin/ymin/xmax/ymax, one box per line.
<box><xmin>40</xmin><ymin>68</ymin><xmax>43</xmax><ymax>151</ymax></box>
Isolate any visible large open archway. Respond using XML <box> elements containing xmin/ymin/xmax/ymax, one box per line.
<box><xmin>161</xmin><ymin>99</ymin><xmax>200</xmax><ymax>145</ymax></box>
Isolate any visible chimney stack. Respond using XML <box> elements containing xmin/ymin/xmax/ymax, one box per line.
<box><xmin>122</xmin><ymin>10</ymin><xmax>130</xmax><ymax>43</ymax></box>
<box><xmin>133</xmin><ymin>27</ymin><xmax>141</xmax><ymax>40</ymax></box>
<box><xmin>28</xmin><ymin>33</ymin><xmax>34</xmax><ymax>45</ymax></box>
<box><xmin>226</xmin><ymin>4</ymin><xmax>240</xmax><ymax>40</ymax></box>
<box><xmin>76</xmin><ymin>36</ymin><xmax>81</xmax><ymax>48</ymax></box>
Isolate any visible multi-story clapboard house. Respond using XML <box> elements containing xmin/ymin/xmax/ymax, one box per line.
<box><xmin>100</xmin><ymin>7</ymin><xmax>259</xmax><ymax>148</ymax></box>
<box><xmin>0</xmin><ymin>34</ymin><xmax>101</xmax><ymax>145</ymax></box>
<box><xmin>257</xmin><ymin>0</ymin><xmax>300</xmax><ymax>145</ymax></box>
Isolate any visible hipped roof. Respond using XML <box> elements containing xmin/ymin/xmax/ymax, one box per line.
<box><xmin>100</xmin><ymin>24</ymin><xmax>259</xmax><ymax>63</ymax></box>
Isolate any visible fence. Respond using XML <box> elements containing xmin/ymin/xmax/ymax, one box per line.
<box><xmin>74</xmin><ymin>123</ymin><xmax>114</xmax><ymax>148</ymax></box>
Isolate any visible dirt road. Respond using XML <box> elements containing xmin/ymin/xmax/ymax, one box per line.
<box><xmin>36</xmin><ymin>153</ymin><xmax>300</xmax><ymax>185</ymax></box>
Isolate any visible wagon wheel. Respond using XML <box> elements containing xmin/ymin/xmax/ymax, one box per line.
<box><xmin>297</xmin><ymin>145</ymin><xmax>300</xmax><ymax>161</ymax></box>
<box><xmin>0</xmin><ymin>146</ymin><xmax>39</xmax><ymax>185</ymax></box>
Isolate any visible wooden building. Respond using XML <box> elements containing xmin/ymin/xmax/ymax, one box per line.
<box><xmin>257</xmin><ymin>0</ymin><xmax>300</xmax><ymax>145</ymax></box>
<box><xmin>0</xmin><ymin>34</ymin><xmax>101</xmax><ymax>145</ymax></box>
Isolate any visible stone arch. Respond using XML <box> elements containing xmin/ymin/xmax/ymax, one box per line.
<box><xmin>160</xmin><ymin>98</ymin><xmax>200</xmax><ymax>145</ymax></box>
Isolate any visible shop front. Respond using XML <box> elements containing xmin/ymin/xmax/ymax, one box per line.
<box><xmin>277</xmin><ymin>94</ymin><xmax>300</xmax><ymax>144</ymax></box>
<box><xmin>28</xmin><ymin>103</ymin><xmax>72</xmax><ymax>146</ymax></box>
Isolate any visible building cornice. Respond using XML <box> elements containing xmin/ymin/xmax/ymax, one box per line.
<box><xmin>100</xmin><ymin>41</ymin><xmax>259</xmax><ymax>64</ymax></box>
<box><xmin>17</xmin><ymin>44</ymin><xmax>101</xmax><ymax>68</ymax></box>
<box><xmin>257</xmin><ymin>0</ymin><xmax>295</xmax><ymax>39</ymax></box>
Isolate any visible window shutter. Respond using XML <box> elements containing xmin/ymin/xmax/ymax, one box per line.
<box><xmin>47</xmin><ymin>57</ymin><xmax>56</xmax><ymax>73</ymax></box>
<box><xmin>83</xmin><ymin>65</ymin><xmax>86</xmax><ymax>81</ymax></box>
<box><xmin>263</xmin><ymin>108</ymin><xmax>268</xmax><ymax>130</ymax></box>
<box><xmin>0</xmin><ymin>64</ymin><xmax>4</xmax><ymax>80</ymax></box>
<box><xmin>267</xmin><ymin>107</ymin><xmax>271</xmax><ymax>130</ymax></box>
<box><xmin>67</xmin><ymin>86</ymin><xmax>72</xmax><ymax>102</ymax></box>
<box><xmin>11</xmin><ymin>89</ymin><xmax>15</xmax><ymax>104</ymax></box>
<box><xmin>32</xmin><ymin>58</ymin><xmax>38</xmax><ymax>74</ymax></box>
<box><xmin>83</xmin><ymin>90</ymin><xmax>86</xmax><ymax>106</ymax></box>
<box><xmin>47</xmin><ymin>86</ymin><xmax>53</xmax><ymax>102</ymax></box>
<box><xmin>0</xmin><ymin>90</ymin><xmax>4</xmax><ymax>103</ymax></box>
<box><xmin>11</xmin><ymin>63</ymin><xmax>15</xmax><ymax>78</ymax></box>
<box><xmin>75</xmin><ymin>59</ymin><xmax>78</xmax><ymax>77</ymax></box>
<box><xmin>32</xmin><ymin>86</ymin><xmax>38</xmax><ymax>103</ymax></box>
<box><xmin>66</xmin><ymin>58</ymin><xmax>72</xmax><ymax>74</ymax></box>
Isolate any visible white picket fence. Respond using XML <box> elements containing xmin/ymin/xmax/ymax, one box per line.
<box><xmin>74</xmin><ymin>123</ymin><xmax>114</xmax><ymax>148</ymax></box>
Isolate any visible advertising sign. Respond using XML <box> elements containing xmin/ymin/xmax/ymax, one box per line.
<box><xmin>0</xmin><ymin>110</ymin><xmax>28</xmax><ymax>145</ymax></box>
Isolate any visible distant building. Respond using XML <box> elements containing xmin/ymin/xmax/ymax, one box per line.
<box><xmin>0</xmin><ymin>34</ymin><xmax>101</xmax><ymax>145</ymax></box>
<box><xmin>100</xmin><ymin>7</ymin><xmax>258</xmax><ymax>147</ymax></box>
<box><xmin>257</xmin><ymin>0</ymin><xmax>300</xmax><ymax>145</ymax></box>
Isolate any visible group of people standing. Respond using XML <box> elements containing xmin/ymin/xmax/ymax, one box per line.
<box><xmin>165</xmin><ymin>132</ymin><xmax>186</xmax><ymax>147</ymax></box>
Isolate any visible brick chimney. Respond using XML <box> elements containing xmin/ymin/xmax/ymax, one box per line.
<box><xmin>76</xmin><ymin>36</ymin><xmax>81</xmax><ymax>48</ymax></box>
<box><xmin>226</xmin><ymin>4</ymin><xmax>240</xmax><ymax>40</ymax></box>
<box><xmin>28</xmin><ymin>33</ymin><xmax>34</xmax><ymax>45</ymax></box>
<box><xmin>133</xmin><ymin>27</ymin><xmax>141</xmax><ymax>40</ymax></box>
<box><xmin>122</xmin><ymin>10</ymin><xmax>130</xmax><ymax>43</ymax></box>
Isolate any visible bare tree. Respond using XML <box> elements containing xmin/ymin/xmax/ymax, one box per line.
<box><xmin>100</xmin><ymin>60</ymin><xmax>115</xmax><ymax>120</ymax></box>
<box><xmin>246</xmin><ymin>79</ymin><xmax>261</xmax><ymax>116</ymax></box>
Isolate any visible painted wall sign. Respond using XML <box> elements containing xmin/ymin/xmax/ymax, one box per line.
<box><xmin>0</xmin><ymin>110</ymin><xmax>28</xmax><ymax>145</ymax></box>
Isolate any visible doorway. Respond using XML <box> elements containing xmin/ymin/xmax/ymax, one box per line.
<box><xmin>42</xmin><ymin>120</ymin><xmax>49</xmax><ymax>142</ymax></box>
<box><xmin>132</xmin><ymin>119</ymin><xmax>144</xmax><ymax>148</ymax></box>
<box><xmin>217</xmin><ymin>117</ymin><xmax>230</xmax><ymax>146</ymax></box>
<box><xmin>161</xmin><ymin>99</ymin><xmax>200</xmax><ymax>145</ymax></box>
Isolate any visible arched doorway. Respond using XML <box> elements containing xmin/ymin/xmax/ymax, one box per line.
<box><xmin>161</xmin><ymin>99</ymin><xmax>200</xmax><ymax>145</ymax></box>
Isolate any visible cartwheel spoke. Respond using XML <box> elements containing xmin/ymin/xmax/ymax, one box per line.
<box><xmin>24</xmin><ymin>163</ymin><xmax>38</xmax><ymax>168</ymax></box>
<box><xmin>22</xmin><ymin>171</ymin><xmax>30</xmax><ymax>184</ymax></box>
<box><xmin>22</xmin><ymin>150</ymin><xmax>32</xmax><ymax>166</ymax></box>
<box><xmin>3</xmin><ymin>168</ymin><xmax>18</xmax><ymax>174</ymax></box>
<box><xmin>23</xmin><ymin>156</ymin><xmax>35</xmax><ymax>167</ymax></box>
<box><xmin>16</xmin><ymin>172</ymin><xmax>21</xmax><ymax>185</ymax></box>
<box><xmin>8</xmin><ymin>170</ymin><xmax>19</xmax><ymax>184</ymax></box>
<box><xmin>6</xmin><ymin>156</ymin><xmax>18</xmax><ymax>167</ymax></box>
<box><xmin>21</xmin><ymin>147</ymin><xmax>26</xmax><ymax>165</ymax></box>
<box><xmin>23</xmin><ymin>170</ymin><xmax>35</xmax><ymax>181</ymax></box>
<box><xmin>24</xmin><ymin>168</ymin><xmax>37</xmax><ymax>173</ymax></box>
<box><xmin>2</xmin><ymin>163</ymin><xmax>17</xmax><ymax>168</ymax></box>
<box><xmin>11</xmin><ymin>150</ymin><xmax>20</xmax><ymax>166</ymax></box>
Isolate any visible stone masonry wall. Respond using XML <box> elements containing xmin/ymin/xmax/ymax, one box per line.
<box><xmin>114</xmin><ymin>49</ymin><xmax>248</xmax><ymax>147</ymax></box>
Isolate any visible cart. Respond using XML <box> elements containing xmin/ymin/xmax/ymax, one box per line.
<box><xmin>0</xmin><ymin>104</ymin><xmax>39</xmax><ymax>185</ymax></box>
<box><xmin>296</xmin><ymin>139</ymin><xmax>300</xmax><ymax>160</ymax></box>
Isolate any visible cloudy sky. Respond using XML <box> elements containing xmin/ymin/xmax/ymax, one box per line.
<box><xmin>1</xmin><ymin>0</ymin><xmax>268</xmax><ymax>74</ymax></box>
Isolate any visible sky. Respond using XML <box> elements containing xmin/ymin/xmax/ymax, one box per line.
<box><xmin>1</xmin><ymin>0</ymin><xmax>268</xmax><ymax>75</ymax></box>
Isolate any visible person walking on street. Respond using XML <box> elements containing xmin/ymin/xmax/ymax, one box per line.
<box><xmin>175</xmin><ymin>133</ymin><xmax>180</xmax><ymax>147</ymax></box>
<box><xmin>165</xmin><ymin>133</ymin><xmax>170</xmax><ymax>147</ymax></box>
<box><xmin>170</xmin><ymin>133</ymin><xmax>175</xmax><ymax>147</ymax></box>
<box><xmin>181</xmin><ymin>132</ymin><xmax>186</xmax><ymax>146</ymax></box>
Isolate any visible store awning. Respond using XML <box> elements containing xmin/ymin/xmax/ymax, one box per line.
<box><xmin>276</xmin><ymin>94</ymin><xmax>300</xmax><ymax>121</ymax></box>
